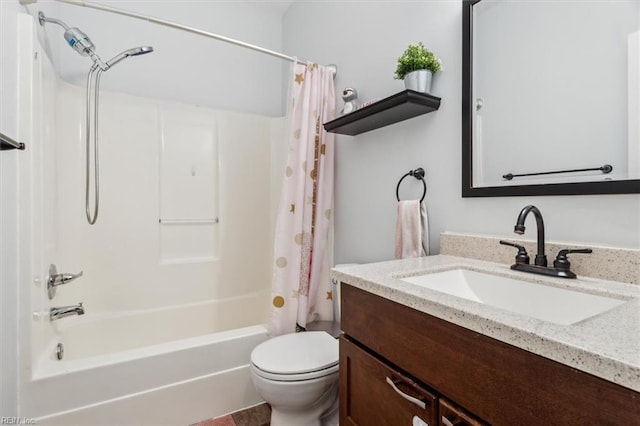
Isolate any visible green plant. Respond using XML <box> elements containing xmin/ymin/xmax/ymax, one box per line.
<box><xmin>394</xmin><ymin>42</ymin><xmax>442</xmax><ymax>79</ymax></box>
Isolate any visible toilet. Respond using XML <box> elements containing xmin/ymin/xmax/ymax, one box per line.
<box><xmin>250</xmin><ymin>330</ymin><xmax>339</xmax><ymax>426</ymax></box>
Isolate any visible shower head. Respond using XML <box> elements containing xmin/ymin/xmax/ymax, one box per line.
<box><xmin>37</xmin><ymin>12</ymin><xmax>153</xmax><ymax>71</ymax></box>
<box><xmin>105</xmin><ymin>46</ymin><xmax>154</xmax><ymax>69</ymax></box>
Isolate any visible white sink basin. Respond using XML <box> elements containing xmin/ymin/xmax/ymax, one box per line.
<box><xmin>400</xmin><ymin>268</ymin><xmax>627</xmax><ymax>325</ymax></box>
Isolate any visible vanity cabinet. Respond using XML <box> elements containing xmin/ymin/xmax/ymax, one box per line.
<box><xmin>340</xmin><ymin>283</ymin><xmax>640</xmax><ymax>425</ymax></box>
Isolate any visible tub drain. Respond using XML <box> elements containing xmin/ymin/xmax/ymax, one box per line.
<box><xmin>56</xmin><ymin>343</ymin><xmax>64</xmax><ymax>360</ymax></box>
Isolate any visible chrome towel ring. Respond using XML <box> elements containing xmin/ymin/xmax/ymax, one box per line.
<box><xmin>396</xmin><ymin>167</ymin><xmax>427</xmax><ymax>202</ymax></box>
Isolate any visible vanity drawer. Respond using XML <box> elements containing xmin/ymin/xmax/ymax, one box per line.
<box><xmin>340</xmin><ymin>336</ymin><xmax>438</xmax><ymax>426</ymax></box>
<box><xmin>439</xmin><ymin>398</ymin><xmax>487</xmax><ymax>426</ymax></box>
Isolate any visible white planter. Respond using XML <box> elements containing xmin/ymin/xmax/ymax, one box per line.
<box><xmin>403</xmin><ymin>70</ymin><xmax>433</xmax><ymax>94</ymax></box>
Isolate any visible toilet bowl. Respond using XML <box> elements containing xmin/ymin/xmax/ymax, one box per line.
<box><xmin>250</xmin><ymin>331</ymin><xmax>339</xmax><ymax>426</ymax></box>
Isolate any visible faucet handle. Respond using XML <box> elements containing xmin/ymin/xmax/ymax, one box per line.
<box><xmin>47</xmin><ymin>264</ymin><xmax>84</xmax><ymax>300</ymax></box>
<box><xmin>553</xmin><ymin>248</ymin><xmax>592</xmax><ymax>270</ymax></box>
<box><xmin>499</xmin><ymin>240</ymin><xmax>530</xmax><ymax>264</ymax></box>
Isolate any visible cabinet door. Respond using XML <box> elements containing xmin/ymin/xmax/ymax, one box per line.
<box><xmin>439</xmin><ymin>398</ymin><xmax>488</xmax><ymax>426</ymax></box>
<box><xmin>340</xmin><ymin>336</ymin><xmax>438</xmax><ymax>426</ymax></box>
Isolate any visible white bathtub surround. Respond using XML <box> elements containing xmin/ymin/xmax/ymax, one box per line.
<box><xmin>32</xmin><ymin>326</ymin><xmax>268</xmax><ymax>425</ymax></box>
<box><xmin>331</xmin><ymin>256</ymin><xmax>640</xmax><ymax>392</ymax></box>
<box><xmin>17</xmin><ymin>24</ymin><xmax>285</xmax><ymax>423</ymax></box>
<box><xmin>440</xmin><ymin>232</ymin><xmax>640</xmax><ymax>285</ymax></box>
<box><xmin>48</xmin><ymin>296</ymin><xmax>268</xmax><ymax>359</ymax></box>
<box><xmin>269</xmin><ymin>63</ymin><xmax>336</xmax><ymax>335</ymax></box>
<box><xmin>51</xmin><ymin>82</ymin><xmax>280</xmax><ymax>313</ymax></box>
<box><xmin>31</xmin><ymin>89</ymin><xmax>278</xmax><ymax>421</ymax></box>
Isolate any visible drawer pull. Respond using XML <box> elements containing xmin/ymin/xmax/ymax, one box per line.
<box><xmin>385</xmin><ymin>376</ymin><xmax>426</xmax><ymax>409</ymax></box>
<box><xmin>442</xmin><ymin>416</ymin><xmax>466</xmax><ymax>426</ymax></box>
<box><xmin>441</xmin><ymin>417</ymin><xmax>455</xmax><ymax>426</ymax></box>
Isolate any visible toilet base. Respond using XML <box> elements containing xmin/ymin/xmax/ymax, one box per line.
<box><xmin>269</xmin><ymin>382</ymin><xmax>338</xmax><ymax>426</ymax></box>
<box><xmin>319</xmin><ymin>394</ymin><xmax>339</xmax><ymax>426</ymax></box>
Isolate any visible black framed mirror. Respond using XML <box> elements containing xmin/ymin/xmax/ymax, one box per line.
<box><xmin>462</xmin><ymin>0</ymin><xmax>640</xmax><ymax>197</ymax></box>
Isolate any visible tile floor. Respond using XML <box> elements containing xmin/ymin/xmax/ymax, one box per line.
<box><xmin>192</xmin><ymin>403</ymin><xmax>271</xmax><ymax>426</ymax></box>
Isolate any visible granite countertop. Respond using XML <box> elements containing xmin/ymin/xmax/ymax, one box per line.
<box><xmin>331</xmin><ymin>255</ymin><xmax>640</xmax><ymax>392</ymax></box>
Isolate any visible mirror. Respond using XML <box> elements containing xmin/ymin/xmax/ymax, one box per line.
<box><xmin>462</xmin><ymin>0</ymin><xmax>640</xmax><ymax>196</ymax></box>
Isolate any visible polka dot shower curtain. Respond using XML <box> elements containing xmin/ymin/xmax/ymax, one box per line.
<box><xmin>269</xmin><ymin>63</ymin><xmax>336</xmax><ymax>336</ymax></box>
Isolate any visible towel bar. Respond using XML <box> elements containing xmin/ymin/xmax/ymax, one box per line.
<box><xmin>0</xmin><ymin>131</ymin><xmax>26</xmax><ymax>151</ymax></box>
<box><xmin>503</xmin><ymin>164</ymin><xmax>613</xmax><ymax>180</ymax></box>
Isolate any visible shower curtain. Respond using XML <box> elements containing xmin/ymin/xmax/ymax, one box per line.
<box><xmin>269</xmin><ymin>63</ymin><xmax>336</xmax><ymax>336</ymax></box>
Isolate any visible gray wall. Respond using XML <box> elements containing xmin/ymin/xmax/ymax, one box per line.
<box><xmin>283</xmin><ymin>0</ymin><xmax>640</xmax><ymax>264</ymax></box>
<box><xmin>34</xmin><ymin>0</ymin><xmax>286</xmax><ymax>116</ymax></box>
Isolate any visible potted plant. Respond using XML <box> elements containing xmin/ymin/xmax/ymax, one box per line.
<box><xmin>394</xmin><ymin>42</ymin><xmax>442</xmax><ymax>94</ymax></box>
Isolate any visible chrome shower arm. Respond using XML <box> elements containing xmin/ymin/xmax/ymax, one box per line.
<box><xmin>38</xmin><ymin>11</ymin><xmax>103</xmax><ymax>63</ymax></box>
<box><xmin>38</xmin><ymin>11</ymin><xmax>70</xmax><ymax>30</ymax></box>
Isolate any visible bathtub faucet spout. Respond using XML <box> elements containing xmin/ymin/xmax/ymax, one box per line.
<box><xmin>50</xmin><ymin>303</ymin><xmax>85</xmax><ymax>321</ymax></box>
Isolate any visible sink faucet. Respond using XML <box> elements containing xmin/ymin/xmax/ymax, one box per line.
<box><xmin>50</xmin><ymin>303</ymin><xmax>85</xmax><ymax>321</ymax></box>
<box><xmin>500</xmin><ymin>205</ymin><xmax>592</xmax><ymax>279</ymax></box>
<box><xmin>513</xmin><ymin>205</ymin><xmax>547</xmax><ymax>267</ymax></box>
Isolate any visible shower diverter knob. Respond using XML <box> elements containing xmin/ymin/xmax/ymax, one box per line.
<box><xmin>47</xmin><ymin>264</ymin><xmax>84</xmax><ymax>300</ymax></box>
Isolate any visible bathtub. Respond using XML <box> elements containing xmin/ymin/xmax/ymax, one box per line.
<box><xmin>30</xmin><ymin>298</ymin><xmax>269</xmax><ymax>426</ymax></box>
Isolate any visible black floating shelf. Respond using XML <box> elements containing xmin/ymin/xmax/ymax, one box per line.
<box><xmin>323</xmin><ymin>89</ymin><xmax>441</xmax><ymax>136</ymax></box>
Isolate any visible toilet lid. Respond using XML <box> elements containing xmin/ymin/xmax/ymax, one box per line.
<box><xmin>251</xmin><ymin>331</ymin><xmax>338</xmax><ymax>375</ymax></box>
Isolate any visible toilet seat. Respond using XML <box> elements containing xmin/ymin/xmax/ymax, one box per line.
<box><xmin>251</xmin><ymin>362</ymin><xmax>339</xmax><ymax>382</ymax></box>
<box><xmin>251</xmin><ymin>331</ymin><xmax>338</xmax><ymax>382</ymax></box>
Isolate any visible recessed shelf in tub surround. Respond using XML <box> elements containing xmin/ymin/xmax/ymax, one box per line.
<box><xmin>331</xmin><ymin>256</ymin><xmax>640</xmax><ymax>393</ymax></box>
<box><xmin>440</xmin><ymin>232</ymin><xmax>640</xmax><ymax>284</ymax></box>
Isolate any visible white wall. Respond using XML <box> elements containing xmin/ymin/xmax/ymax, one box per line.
<box><xmin>283</xmin><ymin>0</ymin><xmax>640</xmax><ymax>265</ymax></box>
<box><xmin>0</xmin><ymin>0</ymin><xmax>22</xmax><ymax>418</ymax></box>
<box><xmin>1</xmin><ymin>5</ymin><xmax>58</xmax><ymax>418</ymax></box>
<box><xmin>27</xmin><ymin>0</ymin><xmax>286</xmax><ymax>116</ymax></box>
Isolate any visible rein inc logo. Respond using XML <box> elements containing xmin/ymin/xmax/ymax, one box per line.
<box><xmin>1</xmin><ymin>418</ymin><xmax>36</xmax><ymax>425</ymax></box>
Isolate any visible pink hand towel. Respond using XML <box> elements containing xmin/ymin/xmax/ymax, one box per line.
<box><xmin>395</xmin><ymin>200</ymin><xmax>429</xmax><ymax>259</ymax></box>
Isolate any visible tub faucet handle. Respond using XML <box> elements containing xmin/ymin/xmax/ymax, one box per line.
<box><xmin>48</xmin><ymin>264</ymin><xmax>84</xmax><ymax>300</ymax></box>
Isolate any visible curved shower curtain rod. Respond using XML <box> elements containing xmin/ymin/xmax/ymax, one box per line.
<box><xmin>20</xmin><ymin>0</ymin><xmax>337</xmax><ymax>77</ymax></box>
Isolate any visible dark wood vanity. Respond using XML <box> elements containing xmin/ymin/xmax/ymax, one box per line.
<box><xmin>340</xmin><ymin>284</ymin><xmax>640</xmax><ymax>425</ymax></box>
